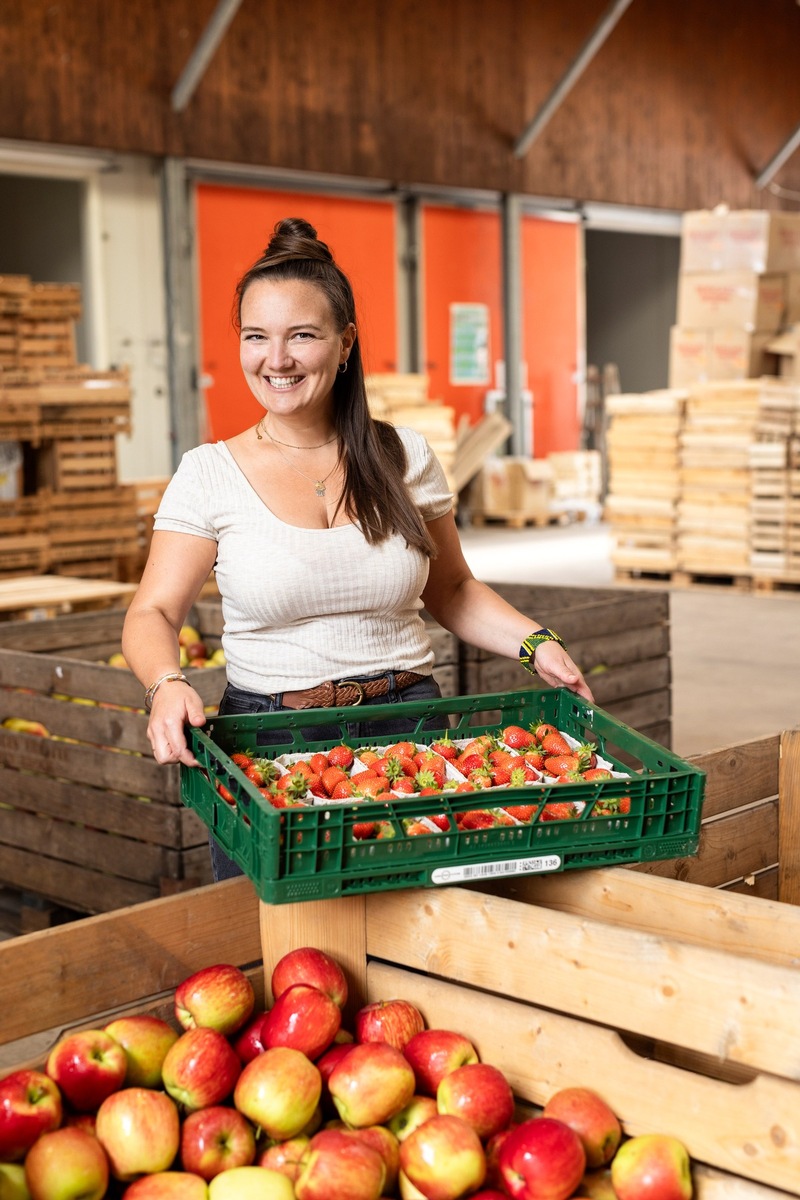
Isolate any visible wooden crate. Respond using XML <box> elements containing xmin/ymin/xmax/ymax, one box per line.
<box><xmin>38</xmin><ymin>367</ymin><xmax>132</xmax><ymax>439</ymax></box>
<box><xmin>46</xmin><ymin>486</ymin><xmax>140</xmax><ymax>570</ymax></box>
<box><xmin>0</xmin><ymin>607</ymin><xmax>226</xmax><ymax>914</ymax></box>
<box><xmin>1</xmin><ymin>734</ymin><xmax>798</xmax><ymax>1196</ymax></box>
<box><xmin>37</xmin><ymin>437</ymin><xmax>119</xmax><ymax>491</ymax></box>
<box><xmin>459</xmin><ymin>583</ymin><xmax>672</xmax><ymax>747</ymax></box>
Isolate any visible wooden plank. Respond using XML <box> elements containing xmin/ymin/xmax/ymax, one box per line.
<box><xmin>0</xmin><ymin>844</ymin><xmax>157</xmax><ymax>917</ymax></box>
<box><xmin>633</xmin><ymin>800</ymin><xmax>778</xmax><ymax>888</ymax></box>
<box><xmin>0</xmin><ymin>728</ymin><xmax>175</xmax><ymax>801</ymax></box>
<box><xmin>689</xmin><ymin>735</ymin><xmax>780</xmax><ymax>820</ymax></box>
<box><xmin>0</xmin><ymin>575</ymin><xmax>135</xmax><ymax>615</ymax></box>
<box><xmin>477</xmin><ymin>865</ymin><xmax>799</xmax><ymax>967</ymax></box>
<box><xmin>0</xmin><ymin>689</ymin><xmax>151</xmax><ymax>754</ymax></box>
<box><xmin>366</xmin><ymin>963</ymin><xmax>800</xmax><ymax>1197</ymax></box>
<box><xmin>588</xmin><ymin>656</ymin><xmax>671</xmax><ymax>707</ymax></box>
<box><xmin>0</xmin><ymin>877</ymin><xmax>260</xmax><ymax>1042</ymax></box>
<box><xmin>779</xmin><ymin>728</ymin><xmax>800</xmax><ymax>904</ymax></box>
<box><xmin>366</xmin><ymin>888</ymin><xmax>800</xmax><ymax>1078</ymax></box>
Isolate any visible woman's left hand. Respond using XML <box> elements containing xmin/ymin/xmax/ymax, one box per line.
<box><xmin>532</xmin><ymin>640</ymin><xmax>595</xmax><ymax>702</ymax></box>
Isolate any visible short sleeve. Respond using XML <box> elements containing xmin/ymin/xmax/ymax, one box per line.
<box><xmin>398</xmin><ymin>427</ymin><xmax>454</xmax><ymax>522</ymax></box>
<box><xmin>153</xmin><ymin>448</ymin><xmax>218</xmax><ymax>542</ymax></box>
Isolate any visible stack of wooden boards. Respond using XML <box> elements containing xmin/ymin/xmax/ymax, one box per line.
<box><xmin>365</xmin><ymin>373</ymin><xmax>458</xmax><ymax>488</ymax></box>
<box><xmin>606</xmin><ymin>377</ymin><xmax>800</xmax><ymax>586</ymax></box>
<box><xmin>0</xmin><ymin>275</ymin><xmax>137</xmax><ymax>579</ymax></box>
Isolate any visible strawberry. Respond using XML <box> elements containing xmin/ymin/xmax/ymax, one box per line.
<box><xmin>309</xmin><ymin>751</ymin><xmax>330</xmax><ymax>776</ymax></box>
<box><xmin>460</xmin><ymin>810</ymin><xmax>496</xmax><ymax>830</ymax></box>
<box><xmin>289</xmin><ymin>760</ymin><xmax>315</xmax><ymax>780</ymax></box>
<box><xmin>468</xmin><ymin>767</ymin><xmax>493</xmax><ymax>790</ymax></box>
<box><xmin>593</xmin><ymin>795</ymin><xmax>632</xmax><ymax>816</ymax></box>
<box><xmin>582</xmin><ymin>767</ymin><xmax>613</xmax><ymax>782</ymax></box>
<box><xmin>322</xmin><ymin>765</ymin><xmax>348</xmax><ymax>795</ymax></box>
<box><xmin>387</xmin><ymin>740</ymin><xmax>417</xmax><ymax>759</ymax></box>
<box><xmin>576</xmin><ymin>743</ymin><xmax>599</xmax><ymax>770</ymax></box>
<box><xmin>415</xmin><ymin>769</ymin><xmax>443</xmax><ymax>793</ymax></box>
<box><xmin>404</xmin><ymin>820</ymin><xmax>434</xmax><ymax>836</ymax></box>
<box><xmin>455</xmin><ymin>750</ymin><xmax>487</xmax><ymax>775</ymax></box>
<box><xmin>375</xmin><ymin>820</ymin><xmax>397</xmax><ymax>839</ymax></box>
<box><xmin>428</xmin><ymin>813</ymin><xmax>451</xmax><ymax>831</ymax></box>
<box><xmin>391</xmin><ymin>777</ymin><xmax>416</xmax><ymax>795</ymax></box>
<box><xmin>503</xmin><ymin>804</ymin><xmax>537</xmax><ymax>823</ymax></box>
<box><xmin>331</xmin><ymin>779</ymin><xmax>356</xmax><ymax>800</ymax></box>
<box><xmin>215</xmin><ymin>781</ymin><xmax>235</xmax><ymax>804</ymax></box>
<box><xmin>543</xmin><ymin>754</ymin><xmax>580</xmax><ymax>776</ymax></box>
<box><xmin>352</xmin><ymin>821</ymin><xmax>378</xmax><ymax>840</ymax></box>
<box><xmin>230</xmin><ymin>751</ymin><xmax>254</xmax><ymax>768</ymax></box>
<box><xmin>430</xmin><ymin>732</ymin><xmax>457</xmax><ymax>761</ymax></box>
<box><xmin>532</xmin><ymin>722</ymin><xmax>558</xmax><ymax>742</ymax></box>
<box><xmin>354</xmin><ymin>774</ymin><xmax>385</xmax><ymax>799</ymax></box>
<box><xmin>489</xmin><ymin>808</ymin><xmax>517</xmax><ymax>826</ymax></box>
<box><xmin>523</xmin><ymin>749</ymin><xmax>545</xmax><ymax>771</ymax></box>
<box><xmin>328</xmin><ymin>744</ymin><xmax>355</xmax><ymax>769</ymax></box>
<box><xmin>540</xmin><ymin>801</ymin><xmax>578</xmax><ymax>821</ymax></box>
<box><xmin>555</xmin><ymin>769</ymin><xmax>587</xmax><ymax>784</ymax></box>
<box><xmin>275</xmin><ymin>770</ymin><xmax>311</xmax><ymax>801</ymax></box>
<box><xmin>358</xmin><ymin>749</ymin><xmax>380</xmax><ymax>767</ymax></box>
<box><xmin>453</xmin><ymin>781</ymin><xmax>475</xmax><ymax>793</ymax></box>
<box><xmin>508</xmin><ymin>762</ymin><xmax>538</xmax><ymax>787</ymax></box>
<box><xmin>306</xmin><ymin>773</ymin><xmax>327</xmax><ymax>798</ymax></box>
<box><xmin>462</xmin><ymin>734</ymin><xmax>496</xmax><ymax>756</ymax></box>
<box><xmin>244</xmin><ymin>763</ymin><xmax>267</xmax><ymax>786</ymax></box>
<box><xmin>540</xmin><ymin>732</ymin><xmax>571</xmax><ymax>756</ymax></box>
<box><xmin>270</xmin><ymin>792</ymin><xmax>308</xmax><ymax>810</ymax></box>
<box><xmin>501</xmin><ymin>724</ymin><xmax>536</xmax><ymax>750</ymax></box>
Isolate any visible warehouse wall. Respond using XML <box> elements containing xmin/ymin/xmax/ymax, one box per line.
<box><xmin>1</xmin><ymin>0</ymin><xmax>799</xmax><ymax>212</ymax></box>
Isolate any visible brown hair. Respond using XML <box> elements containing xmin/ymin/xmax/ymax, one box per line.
<box><xmin>234</xmin><ymin>217</ymin><xmax>437</xmax><ymax>557</ymax></box>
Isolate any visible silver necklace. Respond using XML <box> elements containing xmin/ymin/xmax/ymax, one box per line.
<box><xmin>255</xmin><ymin>416</ymin><xmax>337</xmax><ymax>449</ymax></box>
<box><xmin>262</xmin><ymin>425</ymin><xmax>339</xmax><ymax>497</ymax></box>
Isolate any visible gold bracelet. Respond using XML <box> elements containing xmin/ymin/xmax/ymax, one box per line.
<box><xmin>144</xmin><ymin>671</ymin><xmax>189</xmax><ymax>712</ymax></box>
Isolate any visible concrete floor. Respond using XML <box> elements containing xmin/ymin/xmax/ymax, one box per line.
<box><xmin>459</xmin><ymin>519</ymin><xmax>800</xmax><ymax>757</ymax></box>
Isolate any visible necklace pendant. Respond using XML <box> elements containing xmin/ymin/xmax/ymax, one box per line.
<box><xmin>315</xmin><ymin>481</ymin><xmax>327</xmax><ymax>497</ymax></box>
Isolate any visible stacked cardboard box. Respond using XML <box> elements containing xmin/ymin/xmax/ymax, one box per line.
<box><xmin>669</xmin><ymin>209</ymin><xmax>800</xmax><ymax>387</ymax></box>
<box><xmin>604</xmin><ymin>390</ymin><xmax>685</xmax><ymax>574</ymax></box>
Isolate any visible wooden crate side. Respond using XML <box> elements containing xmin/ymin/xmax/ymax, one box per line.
<box><xmin>689</xmin><ymin>735</ymin><xmax>781</xmax><ymax>820</ymax></box>
<box><xmin>0</xmin><ymin>728</ymin><xmax>175</xmax><ymax>802</ymax></box>
<box><xmin>0</xmin><ymin>845</ymin><xmax>158</xmax><ymax>917</ymax></box>
<box><xmin>779</xmin><ymin>728</ymin><xmax>800</xmax><ymax>904</ymax></box>
<box><xmin>633</xmin><ymin>800</ymin><xmax>778</xmax><ymax>887</ymax></box>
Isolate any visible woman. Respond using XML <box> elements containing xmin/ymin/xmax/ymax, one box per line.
<box><xmin>122</xmin><ymin>217</ymin><xmax>592</xmax><ymax>880</ymax></box>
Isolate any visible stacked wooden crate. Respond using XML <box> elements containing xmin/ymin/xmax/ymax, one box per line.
<box><xmin>677</xmin><ymin>379</ymin><xmax>760</xmax><ymax>576</ymax></box>
<box><xmin>604</xmin><ymin>389</ymin><xmax>685</xmax><ymax>575</ymax></box>
<box><xmin>749</xmin><ymin>379</ymin><xmax>800</xmax><ymax>583</ymax></box>
<box><xmin>547</xmin><ymin>449</ymin><xmax>603</xmax><ymax>519</ymax></box>
<box><xmin>365</xmin><ymin>372</ymin><xmax>458</xmax><ymax>489</ymax></box>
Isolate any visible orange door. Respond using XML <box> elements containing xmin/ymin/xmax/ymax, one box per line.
<box><xmin>421</xmin><ymin>205</ymin><xmax>504</xmax><ymax>427</ymax></box>
<box><xmin>195</xmin><ymin>186</ymin><xmax>399</xmax><ymax>441</ymax></box>
<box><xmin>521</xmin><ymin>215</ymin><xmax>582</xmax><ymax>457</ymax></box>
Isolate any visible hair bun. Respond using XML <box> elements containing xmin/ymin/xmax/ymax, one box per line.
<box><xmin>263</xmin><ymin>217</ymin><xmax>334</xmax><ymax>263</ymax></box>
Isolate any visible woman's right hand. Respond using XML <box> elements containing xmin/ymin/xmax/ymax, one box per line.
<box><xmin>147</xmin><ymin>680</ymin><xmax>207</xmax><ymax>767</ymax></box>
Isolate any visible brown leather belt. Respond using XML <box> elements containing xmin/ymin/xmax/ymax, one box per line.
<box><xmin>281</xmin><ymin>671</ymin><xmax>426</xmax><ymax>710</ymax></box>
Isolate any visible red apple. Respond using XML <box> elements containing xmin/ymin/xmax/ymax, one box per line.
<box><xmin>233</xmin><ymin>1012</ymin><xmax>269</xmax><ymax>1064</ymax></box>
<box><xmin>388</xmin><ymin>1094</ymin><xmax>439</xmax><ymax>1142</ymax></box>
<box><xmin>399</xmin><ymin>1113</ymin><xmax>486</xmax><ymax>1199</ymax></box>
<box><xmin>104</xmin><ymin>1015</ymin><xmax>180</xmax><ymax>1088</ymax></box>
<box><xmin>64</xmin><ymin>1113</ymin><xmax>96</xmax><ymax>1135</ymax></box>
<box><xmin>0</xmin><ymin>1163</ymin><xmax>29</xmax><ymax>1200</ymax></box>
<box><xmin>270</xmin><ymin>947</ymin><xmax>348</xmax><ymax>1009</ymax></box>
<box><xmin>484</xmin><ymin>1125</ymin><xmax>516</xmax><ymax>1189</ymax></box>
<box><xmin>234</xmin><ymin>1047</ymin><xmax>322</xmax><ymax>1141</ymax></box>
<box><xmin>46</xmin><ymin>1030</ymin><xmax>127</xmax><ymax>1113</ymax></box>
<box><xmin>437</xmin><ymin>1062</ymin><xmax>515</xmax><ymax>1142</ymax></box>
<box><xmin>610</xmin><ymin>1134</ymin><xmax>693</xmax><ymax>1200</ymax></box>
<box><xmin>257</xmin><ymin>1133</ymin><xmax>310</xmax><ymax>1180</ymax></box>
<box><xmin>543</xmin><ymin>1088</ymin><xmax>621</xmax><ymax>1169</ymax></box>
<box><xmin>316</xmin><ymin>1042</ymin><xmax>354</xmax><ymax>1104</ymax></box>
<box><xmin>355</xmin><ymin>999</ymin><xmax>425</xmax><ymax>1051</ymax></box>
<box><xmin>344</xmin><ymin>1124</ymin><xmax>401</xmax><ymax>1193</ymax></box>
<box><xmin>24</xmin><ymin>1125</ymin><xmax>109</xmax><ymax>1200</ymax></box>
<box><xmin>207</xmin><ymin>1165</ymin><xmax>296</xmax><ymax>1199</ymax></box>
<box><xmin>175</xmin><ymin>964</ymin><xmax>255</xmax><ymax>1037</ymax></box>
<box><xmin>161</xmin><ymin>1028</ymin><xmax>241</xmax><ymax>1111</ymax></box>
<box><xmin>295</xmin><ymin>1127</ymin><xmax>385</xmax><ymax>1200</ymax></box>
<box><xmin>262</xmin><ymin>984</ymin><xmax>341</xmax><ymax>1059</ymax></box>
<box><xmin>95</xmin><ymin>1087</ymin><xmax>180</xmax><ymax>1180</ymax></box>
<box><xmin>180</xmin><ymin>1105</ymin><xmax>256</xmax><ymax>1180</ymax></box>
<box><xmin>122</xmin><ymin>1173</ymin><xmax>209</xmax><ymax>1199</ymax></box>
<box><xmin>328</xmin><ymin>1042</ymin><xmax>415</xmax><ymax>1128</ymax></box>
<box><xmin>470</xmin><ymin>1193</ymin><xmax>511</xmax><ymax>1200</ymax></box>
<box><xmin>0</xmin><ymin>1069</ymin><xmax>62</xmax><ymax>1160</ymax></box>
<box><xmin>185</xmin><ymin>641</ymin><xmax>208</xmax><ymax>661</ymax></box>
<box><xmin>498</xmin><ymin>1117</ymin><xmax>586</xmax><ymax>1200</ymax></box>
<box><xmin>402</xmin><ymin>1029</ymin><xmax>479</xmax><ymax>1096</ymax></box>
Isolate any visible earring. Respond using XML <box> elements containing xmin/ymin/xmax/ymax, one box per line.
<box><xmin>338</xmin><ymin>360</ymin><xmax>348</xmax><ymax>374</ymax></box>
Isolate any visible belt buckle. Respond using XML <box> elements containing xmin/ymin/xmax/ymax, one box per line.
<box><xmin>338</xmin><ymin>679</ymin><xmax>365</xmax><ymax>706</ymax></box>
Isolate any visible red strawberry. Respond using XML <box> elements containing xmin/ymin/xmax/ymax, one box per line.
<box><xmin>593</xmin><ymin>795</ymin><xmax>632</xmax><ymax>815</ymax></box>
<box><xmin>468</xmin><ymin>768</ymin><xmax>493</xmax><ymax>790</ymax></box>
<box><xmin>508</xmin><ymin>762</ymin><xmax>538</xmax><ymax>786</ymax></box>
<box><xmin>503</xmin><ymin>804</ymin><xmax>536</xmax><ymax>823</ymax></box>
<box><xmin>275</xmin><ymin>770</ymin><xmax>311</xmax><ymax>801</ymax></box>
<box><xmin>523</xmin><ymin>749</ymin><xmax>545</xmax><ymax>771</ymax></box>
<box><xmin>244</xmin><ymin>763</ymin><xmax>266</xmax><ymax>786</ymax></box>
<box><xmin>415</xmin><ymin>769</ymin><xmax>443</xmax><ymax>793</ymax></box>
<box><xmin>501</xmin><ymin>724</ymin><xmax>536</xmax><ymax>750</ymax></box>
<box><xmin>454</xmin><ymin>781</ymin><xmax>475</xmax><ymax>793</ymax></box>
<box><xmin>582</xmin><ymin>767</ymin><xmax>613</xmax><ymax>782</ymax></box>
<box><xmin>216</xmin><ymin>781</ymin><xmax>235</xmax><ymax>804</ymax></box>
<box><xmin>306</xmin><ymin>773</ymin><xmax>327</xmax><ymax>798</ymax></box>
<box><xmin>353</xmin><ymin>822</ymin><xmax>378</xmax><ymax>840</ymax></box>
<box><xmin>430</xmin><ymin>732</ymin><xmax>457</xmax><ymax>761</ymax></box>
<box><xmin>328</xmin><ymin>744</ymin><xmax>355</xmax><ymax>769</ymax></box>
<box><xmin>462</xmin><ymin>735</ymin><xmax>496</xmax><ymax>756</ymax></box>
<box><xmin>532</xmin><ymin>722</ymin><xmax>558</xmax><ymax>742</ymax></box>
<box><xmin>309</xmin><ymin>752</ymin><xmax>330</xmax><ymax>776</ymax></box>
<box><xmin>392</xmin><ymin>777</ymin><xmax>416</xmax><ymax>795</ymax></box>
<box><xmin>230</xmin><ymin>752</ymin><xmax>253</xmax><ymax>769</ymax></box>
<box><xmin>455</xmin><ymin>750</ymin><xmax>487</xmax><ymax>775</ymax></box>
<box><xmin>358</xmin><ymin>749</ymin><xmax>380</xmax><ymax>767</ymax></box>
<box><xmin>460</xmin><ymin>810</ymin><xmax>496</xmax><ymax>830</ymax></box>
<box><xmin>405</xmin><ymin>820</ymin><xmax>434</xmax><ymax>836</ymax></box>
<box><xmin>331</xmin><ymin>779</ymin><xmax>355</xmax><ymax>800</ymax></box>
<box><xmin>387</xmin><ymin>740</ymin><xmax>417</xmax><ymax>759</ymax></box>
<box><xmin>543</xmin><ymin>754</ymin><xmax>580</xmax><ymax>776</ymax></box>
<box><xmin>322</xmin><ymin>765</ymin><xmax>348</xmax><ymax>795</ymax></box>
<box><xmin>576</xmin><ymin>743</ymin><xmax>599</xmax><ymax>770</ymax></box>
<box><xmin>540</xmin><ymin>732</ymin><xmax>571</xmax><ymax>756</ymax></box>
<box><xmin>428</xmin><ymin>813</ymin><xmax>450</xmax><ymax>831</ymax></box>
<box><xmin>354</xmin><ymin>774</ymin><xmax>385</xmax><ymax>798</ymax></box>
<box><xmin>540</xmin><ymin>801</ymin><xmax>578</xmax><ymax>821</ymax></box>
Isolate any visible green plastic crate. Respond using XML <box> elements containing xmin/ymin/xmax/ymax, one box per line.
<box><xmin>182</xmin><ymin>687</ymin><xmax>705</xmax><ymax>905</ymax></box>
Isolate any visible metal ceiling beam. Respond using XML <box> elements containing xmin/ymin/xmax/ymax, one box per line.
<box><xmin>756</xmin><ymin>118</ymin><xmax>800</xmax><ymax>189</ymax></box>
<box><xmin>513</xmin><ymin>0</ymin><xmax>637</xmax><ymax>159</ymax></box>
<box><xmin>171</xmin><ymin>0</ymin><xmax>244</xmax><ymax>113</ymax></box>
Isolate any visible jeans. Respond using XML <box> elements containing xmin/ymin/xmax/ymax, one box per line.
<box><xmin>210</xmin><ymin>671</ymin><xmax>443</xmax><ymax>882</ymax></box>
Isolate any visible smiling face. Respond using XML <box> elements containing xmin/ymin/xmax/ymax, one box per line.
<box><xmin>239</xmin><ymin>277</ymin><xmax>356</xmax><ymax>425</ymax></box>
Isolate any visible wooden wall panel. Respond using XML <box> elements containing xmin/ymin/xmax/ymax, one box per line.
<box><xmin>1</xmin><ymin>0</ymin><xmax>799</xmax><ymax>212</ymax></box>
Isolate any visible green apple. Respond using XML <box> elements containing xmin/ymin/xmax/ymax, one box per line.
<box><xmin>0</xmin><ymin>1163</ymin><xmax>30</xmax><ymax>1200</ymax></box>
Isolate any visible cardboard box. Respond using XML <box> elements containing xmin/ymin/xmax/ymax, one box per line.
<box><xmin>787</xmin><ymin>271</ymin><xmax>800</xmax><ymax>324</ymax></box>
<box><xmin>669</xmin><ymin>326</ymin><xmax>775</xmax><ymax>386</ymax></box>
<box><xmin>475</xmin><ymin>455</ymin><xmax>553</xmax><ymax>519</ymax></box>
<box><xmin>680</xmin><ymin>209</ymin><xmax>800</xmax><ymax>273</ymax></box>
<box><xmin>676</xmin><ymin>271</ymin><xmax>786</xmax><ymax>332</ymax></box>
<box><xmin>766</xmin><ymin>325</ymin><xmax>800</xmax><ymax>381</ymax></box>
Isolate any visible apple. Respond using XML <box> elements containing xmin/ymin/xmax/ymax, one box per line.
<box><xmin>270</xmin><ymin>947</ymin><xmax>348</xmax><ymax>1009</ymax></box>
<box><xmin>108</xmin><ymin>652</ymin><xmax>129</xmax><ymax>668</ymax></box>
<box><xmin>233</xmin><ymin>1012</ymin><xmax>269</xmax><ymax>1064</ymax></box>
<box><xmin>104</xmin><ymin>1015</ymin><xmax>180</xmax><ymax>1088</ymax></box>
<box><xmin>543</xmin><ymin>1087</ymin><xmax>621</xmax><ymax>1169</ymax></box>
<box><xmin>122</xmin><ymin>1173</ymin><xmax>209</xmax><ymax>1199</ymax></box>
<box><xmin>436</xmin><ymin>1062</ymin><xmax>515</xmax><ymax>1142</ymax></box>
<box><xmin>256</xmin><ymin>1133</ymin><xmax>310</xmax><ymax>1180</ymax></box>
<box><xmin>402</xmin><ymin>1029</ymin><xmax>479</xmax><ymax>1097</ymax></box>
<box><xmin>261</xmin><ymin>983</ymin><xmax>341</xmax><ymax>1060</ymax></box>
<box><xmin>185</xmin><ymin>641</ymin><xmax>208</xmax><ymax>661</ymax></box>
<box><xmin>0</xmin><ymin>1163</ymin><xmax>30</xmax><ymax>1200</ymax></box>
<box><xmin>498</xmin><ymin>1117</ymin><xmax>586</xmax><ymax>1200</ymax></box>
<box><xmin>399</xmin><ymin>1113</ymin><xmax>486</xmax><ymax>1199</ymax></box>
<box><xmin>175</xmin><ymin>964</ymin><xmax>255</xmax><ymax>1037</ymax></box>
<box><xmin>207</xmin><ymin>1165</ymin><xmax>295</xmax><ymax>1200</ymax></box>
<box><xmin>484</xmin><ymin>1126</ymin><xmax>516</xmax><ymax>1189</ymax></box>
<box><xmin>46</xmin><ymin>1030</ymin><xmax>127</xmax><ymax>1113</ymax></box>
<box><xmin>95</xmin><ymin>1087</ymin><xmax>180</xmax><ymax>1180</ymax></box>
<box><xmin>328</xmin><ymin>1042</ymin><xmax>416</xmax><ymax>1128</ymax></box>
<box><xmin>295</xmin><ymin>1127</ymin><xmax>385</xmax><ymax>1200</ymax></box>
<box><xmin>161</xmin><ymin>1028</ymin><xmax>241</xmax><ymax>1111</ymax></box>
<box><xmin>577</xmin><ymin>1169</ymin><xmax>617</xmax><ymax>1199</ymax></box>
<box><xmin>388</xmin><ymin>1095</ymin><xmax>438</xmax><ymax>1142</ymax></box>
<box><xmin>1</xmin><ymin>719</ymin><xmax>48</xmax><ymax>737</ymax></box>
<box><xmin>344</xmin><ymin>1125</ymin><xmax>401</xmax><ymax>1193</ymax></box>
<box><xmin>178</xmin><ymin>625</ymin><xmax>201</xmax><ymax>647</ymax></box>
<box><xmin>180</xmin><ymin>1105</ymin><xmax>256</xmax><ymax>1180</ymax></box>
<box><xmin>23</xmin><ymin>1126</ymin><xmax>109</xmax><ymax>1200</ymax></box>
<box><xmin>234</xmin><ymin>1047</ymin><xmax>321</xmax><ymax>1141</ymax></box>
<box><xmin>0</xmin><ymin>1070</ymin><xmax>62</xmax><ymax>1160</ymax></box>
<box><xmin>610</xmin><ymin>1134</ymin><xmax>693</xmax><ymax>1200</ymax></box>
<box><xmin>355</xmin><ymin>999</ymin><xmax>425</xmax><ymax>1051</ymax></box>
<box><xmin>470</xmin><ymin>1193</ymin><xmax>510</xmax><ymax>1200</ymax></box>
<box><xmin>63</xmin><ymin>1114</ymin><xmax>96</xmax><ymax>1135</ymax></box>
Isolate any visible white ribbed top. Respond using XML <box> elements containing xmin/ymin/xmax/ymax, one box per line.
<box><xmin>154</xmin><ymin>427</ymin><xmax>453</xmax><ymax>694</ymax></box>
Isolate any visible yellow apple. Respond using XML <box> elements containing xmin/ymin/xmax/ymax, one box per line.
<box><xmin>108</xmin><ymin>652</ymin><xmax>129</xmax><ymax>669</ymax></box>
<box><xmin>210</xmin><ymin>648</ymin><xmax>226</xmax><ymax>665</ymax></box>
<box><xmin>208</xmin><ymin>1166</ymin><xmax>294</xmax><ymax>1200</ymax></box>
<box><xmin>179</xmin><ymin>625</ymin><xmax>201</xmax><ymax>647</ymax></box>
<box><xmin>1</xmin><ymin>718</ymin><xmax>49</xmax><ymax>737</ymax></box>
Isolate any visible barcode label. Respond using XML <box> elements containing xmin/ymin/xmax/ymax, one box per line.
<box><xmin>431</xmin><ymin>855</ymin><xmax>561</xmax><ymax>884</ymax></box>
